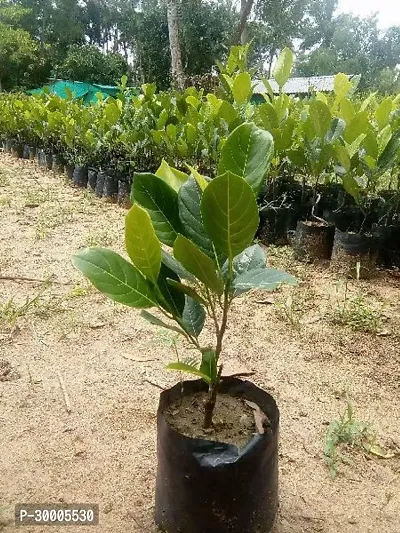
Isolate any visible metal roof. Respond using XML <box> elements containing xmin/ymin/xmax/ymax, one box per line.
<box><xmin>253</xmin><ymin>75</ymin><xmax>338</xmax><ymax>95</ymax></box>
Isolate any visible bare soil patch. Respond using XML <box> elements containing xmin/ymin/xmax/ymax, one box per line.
<box><xmin>1</xmin><ymin>154</ymin><xmax>399</xmax><ymax>533</ymax></box>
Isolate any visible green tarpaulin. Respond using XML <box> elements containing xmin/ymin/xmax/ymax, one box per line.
<box><xmin>27</xmin><ymin>80</ymin><xmax>120</xmax><ymax>104</ymax></box>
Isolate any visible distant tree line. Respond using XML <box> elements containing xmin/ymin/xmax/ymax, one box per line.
<box><xmin>0</xmin><ymin>0</ymin><xmax>399</xmax><ymax>93</ymax></box>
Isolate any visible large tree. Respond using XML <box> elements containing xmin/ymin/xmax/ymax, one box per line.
<box><xmin>296</xmin><ymin>11</ymin><xmax>400</xmax><ymax>90</ymax></box>
<box><xmin>0</xmin><ymin>0</ymin><xmax>39</xmax><ymax>90</ymax></box>
<box><xmin>249</xmin><ymin>0</ymin><xmax>310</xmax><ymax>76</ymax></box>
<box><xmin>53</xmin><ymin>43</ymin><xmax>129</xmax><ymax>84</ymax></box>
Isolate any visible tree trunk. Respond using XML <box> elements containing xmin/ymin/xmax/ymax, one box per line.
<box><xmin>166</xmin><ymin>0</ymin><xmax>185</xmax><ymax>91</ymax></box>
<box><xmin>267</xmin><ymin>49</ymin><xmax>276</xmax><ymax>78</ymax></box>
<box><xmin>236</xmin><ymin>0</ymin><xmax>255</xmax><ymax>45</ymax></box>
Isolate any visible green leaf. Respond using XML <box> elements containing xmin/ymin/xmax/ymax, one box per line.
<box><xmin>259</xmin><ymin>75</ymin><xmax>275</xmax><ymax>101</ymax></box>
<box><xmin>185</xmin><ymin>164</ymin><xmax>208</xmax><ymax>191</ymax></box>
<box><xmin>104</xmin><ymin>102</ymin><xmax>121</xmax><ymax>125</ymax></box>
<box><xmin>342</xmin><ymin>174</ymin><xmax>360</xmax><ymax>205</ymax></box>
<box><xmin>315</xmin><ymin>144</ymin><xmax>334</xmax><ymax>175</ymax></box>
<box><xmin>200</xmin><ymin>350</ymin><xmax>217</xmax><ymax>383</ymax></box>
<box><xmin>377</xmin><ymin>130</ymin><xmax>400</xmax><ymax>174</ymax></box>
<box><xmin>273</xmin><ymin>47</ymin><xmax>294</xmax><ymax>89</ymax></box>
<box><xmin>334</xmin><ymin>144</ymin><xmax>351</xmax><ymax>173</ymax></box>
<box><xmin>360</xmin><ymin>92</ymin><xmax>377</xmax><ymax>112</ymax></box>
<box><xmin>344</xmin><ymin>112</ymin><xmax>369</xmax><ymax>144</ymax></box>
<box><xmin>140</xmin><ymin>310</ymin><xmax>183</xmax><ymax>335</ymax></box>
<box><xmin>201</xmin><ymin>171</ymin><xmax>259</xmax><ymax>262</ymax></box>
<box><xmin>375</xmin><ymin>98</ymin><xmax>393</xmax><ymax>130</ymax></box>
<box><xmin>166</xmin><ymin>123</ymin><xmax>177</xmax><ymax>141</ymax></box>
<box><xmin>345</xmin><ymin>134</ymin><xmax>366</xmax><ymax>158</ymax></box>
<box><xmin>125</xmin><ymin>204</ymin><xmax>161</xmax><ymax>284</ymax></box>
<box><xmin>233</xmin><ymin>72</ymin><xmax>252</xmax><ymax>105</ymax></box>
<box><xmin>182</xmin><ymin>296</ymin><xmax>206</xmax><ymax>337</ymax></box>
<box><xmin>334</xmin><ymin>73</ymin><xmax>352</xmax><ymax>100</ymax></box>
<box><xmin>186</xmin><ymin>95</ymin><xmax>200</xmax><ymax>109</ymax></box>
<box><xmin>257</xmin><ymin>102</ymin><xmax>279</xmax><ymax>130</ymax></box>
<box><xmin>377</xmin><ymin>125</ymin><xmax>392</xmax><ymax>154</ymax></box>
<box><xmin>233</xmin><ymin>244</ymin><xmax>266</xmax><ymax>274</ymax></box>
<box><xmin>167</xmin><ymin>279</ymin><xmax>207</xmax><ymax>306</ymax></box>
<box><xmin>178</xmin><ymin>176</ymin><xmax>215</xmax><ymax>258</ymax></box>
<box><xmin>363</xmin><ymin>131</ymin><xmax>379</xmax><ymax>159</ymax></box>
<box><xmin>186</xmin><ymin>123</ymin><xmax>197</xmax><ymax>145</ymax></box>
<box><xmin>233</xmin><ymin>267</ymin><xmax>296</xmax><ymax>292</ymax></box>
<box><xmin>155</xmin><ymin>159</ymin><xmax>188</xmax><ymax>192</ymax></box>
<box><xmin>166</xmin><ymin>362</ymin><xmax>210</xmax><ymax>383</ymax></box>
<box><xmin>72</xmin><ymin>248</ymin><xmax>158</xmax><ymax>308</ymax></box>
<box><xmin>218</xmin><ymin>122</ymin><xmax>274</xmax><ymax>195</ymax></box>
<box><xmin>157</xmin><ymin>263</ymin><xmax>185</xmax><ymax>317</ymax></box>
<box><xmin>287</xmin><ymin>149</ymin><xmax>306</xmax><ymax>168</ymax></box>
<box><xmin>157</xmin><ymin>109</ymin><xmax>168</xmax><ymax>129</ymax></box>
<box><xmin>173</xmin><ymin>235</ymin><xmax>224</xmax><ymax>295</ymax></box>
<box><xmin>340</xmin><ymin>98</ymin><xmax>356</xmax><ymax>124</ymax></box>
<box><xmin>222</xmin><ymin>74</ymin><xmax>234</xmax><ymax>90</ymax></box>
<box><xmin>309</xmin><ymin>100</ymin><xmax>332</xmax><ymax>139</ymax></box>
<box><xmin>326</xmin><ymin>118</ymin><xmax>346</xmax><ymax>143</ymax></box>
<box><xmin>218</xmin><ymin>100</ymin><xmax>238</xmax><ymax>125</ymax></box>
<box><xmin>161</xmin><ymin>250</ymin><xmax>195</xmax><ymax>282</ymax></box>
<box><xmin>223</xmin><ymin>244</ymin><xmax>266</xmax><ymax>277</ymax></box>
<box><xmin>132</xmin><ymin>173</ymin><xmax>182</xmax><ymax>246</ymax></box>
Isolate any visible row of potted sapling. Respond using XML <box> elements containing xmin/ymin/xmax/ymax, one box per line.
<box><xmin>1</xmin><ymin>139</ymin><xmax>132</xmax><ymax>207</ymax></box>
<box><xmin>3</xmin><ymin>131</ymin><xmax>400</xmax><ymax>277</ymax></box>
<box><xmin>257</xmin><ymin>175</ymin><xmax>400</xmax><ymax>276</ymax></box>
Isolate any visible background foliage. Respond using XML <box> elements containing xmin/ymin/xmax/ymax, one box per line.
<box><xmin>0</xmin><ymin>0</ymin><xmax>399</xmax><ymax>92</ymax></box>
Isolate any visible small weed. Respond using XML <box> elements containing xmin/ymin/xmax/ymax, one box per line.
<box><xmin>84</xmin><ymin>230</ymin><xmax>114</xmax><ymax>247</ymax></box>
<box><xmin>267</xmin><ymin>245</ymin><xmax>296</xmax><ymax>271</ymax></box>
<box><xmin>331</xmin><ymin>280</ymin><xmax>382</xmax><ymax>333</ymax></box>
<box><xmin>25</xmin><ymin>186</ymin><xmax>55</xmax><ymax>205</ymax></box>
<box><xmin>324</xmin><ymin>402</ymin><xmax>371</xmax><ymax>478</ymax></box>
<box><xmin>0</xmin><ymin>282</ymin><xmax>50</xmax><ymax>327</ymax></box>
<box><xmin>35</xmin><ymin>205</ymin><xmax>75</xmax><ymax>240</ymax></box>
<box><xmin>275</xmin><ymin>287</ymin><xmax>315</xmax><ymax>330</ymax></box>
<box><xmin>67</xmin><ymin>284</ymin><xmax>94</xmax><ymax>298</ymax></box>
<box><xmin>324</xmin><ymin>401</ymin><xmax>394</xmax><ymax>479</ymax></box>
<box><xmin>148</xmin><ymin>329</ymin><xmax>181</xmax><ymax>348</ymax></box>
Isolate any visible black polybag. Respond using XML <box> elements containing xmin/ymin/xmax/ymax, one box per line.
<box><xmin>155</xmin><ymin>378</ymin><xmax>279</xmax><ymax>533</ymax></box>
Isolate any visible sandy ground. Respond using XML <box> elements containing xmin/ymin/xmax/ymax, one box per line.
<box><xmin>0</xmin><ymin>153</ymin><xmax>399</xmax><ymax>533</ymax></box>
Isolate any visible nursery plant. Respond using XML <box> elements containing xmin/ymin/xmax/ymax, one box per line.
<box><xmin>73</xmin><ymin>122</ymin><xmax>295</xmax><ymax>426</ymax></box>
<box><xmin>73</xmin><ymin>122</ymin><xmax>296</xmax><ymax>533</ymax></box>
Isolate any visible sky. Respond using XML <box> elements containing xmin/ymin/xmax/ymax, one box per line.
<box><xmin>338</xmin><ymin>0</ymin><xmax>400</xmax><ymax>29</ymax></box>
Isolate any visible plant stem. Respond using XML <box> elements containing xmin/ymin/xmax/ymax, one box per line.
<box><xmin>203</xmin><ymin>365</ymin><xmax>223</xmax><ymax>428</ymax></box>
<box><xmin>202</xmin><ymin>290</ymin><xmax>231</xmax><ymax>428</ymax></box>
<box><xmin>215</xmin><ymin>290</ymin><xmax>230</xmax><ymax>364</ymax></box>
